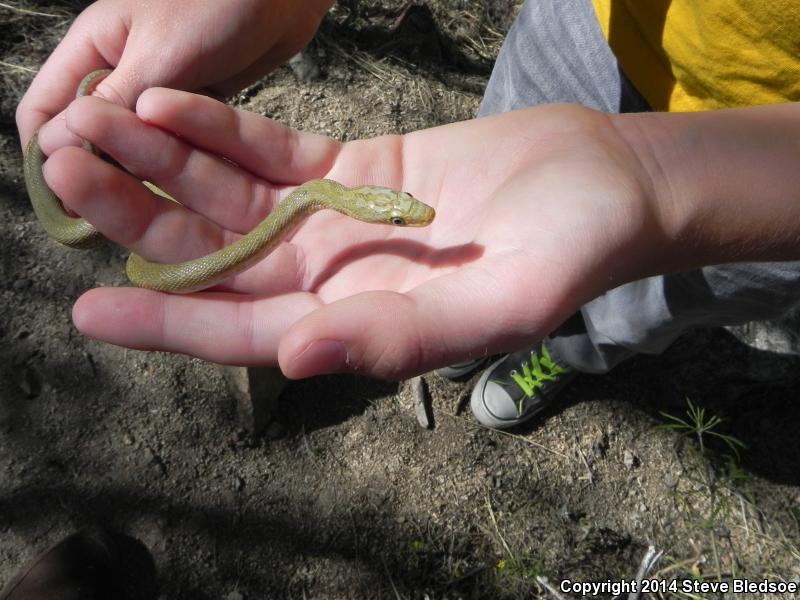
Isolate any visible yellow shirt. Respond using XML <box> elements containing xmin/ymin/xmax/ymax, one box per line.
<box><xmin>591</xmin><ymin>0</ymin><xmax>800</xmax><ymax>111</ymax></box>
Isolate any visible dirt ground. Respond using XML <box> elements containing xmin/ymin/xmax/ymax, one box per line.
<box><xmin>2</xmin><ymin>1</ymin><xmax>800</xmax><ymax>599</ymax></box>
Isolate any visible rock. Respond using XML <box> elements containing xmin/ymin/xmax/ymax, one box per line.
<box><xmin>288</xmin><ymin>50</ymin><xmax>322</xmax><ymax>82</ymax></box>
<box><xmin>726</xmin><ymin>306</ymin><xmax>800</xmax><ymax>355</ymax></box>
<box><xmin>623</xmin><ymin>449</ymin><xmax>639</xmax><ymax>469</ymax></box>
<box><xmin>219</xmin><ymin>366</ymin><xmax>287</xmax><ymax>436</ymax></box>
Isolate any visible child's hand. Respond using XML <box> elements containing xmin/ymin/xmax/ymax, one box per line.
<box><xmin>17</xmin><ymin>0</ymin><xmax>333</xmax><ymax>148</ymax></box>
<box><xmin>46</xmin><ymin>88</ymin><xmax>664</xmax><ymax>379</ymax></box>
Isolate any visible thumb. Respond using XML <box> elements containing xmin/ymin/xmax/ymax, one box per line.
<box><xmin>278</xmin><ymin>291</ymin><xmax>433</xmax><ymax>381</ymax></box>
<box><xmin>90</xmin><ymin>53</ymin><xmax>155</xmax><ymax>109</ymax></box>
<box><xmin>277</xmin><ymin>266</ymin><xmax>563</xmax><ymax>381</ymax></box>
<box><xmin>278</xmin><ymin>253</ymin><xmax>582</xmax><ymax>381</ymax></box>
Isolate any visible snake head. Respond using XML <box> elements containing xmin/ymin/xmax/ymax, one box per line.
<box><xmin>349</xmin><ymin>185</ymin><xmax>435</xmax><ymax>227</ymax></box>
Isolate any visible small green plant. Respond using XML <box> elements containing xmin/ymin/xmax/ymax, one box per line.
<box><xmin>657</xmin><ymin>398</ymin><xmax>748</xmax><ymax>584</ymax></box>
<box><xmin>658</xmin><ymin>397</ymin><xmax>746</xmax><ymax>460</ymax></box>
<box><xmin>405</xmin><ymin>539</ymin><xmax>428</xmax><ymax>569</ymax></box>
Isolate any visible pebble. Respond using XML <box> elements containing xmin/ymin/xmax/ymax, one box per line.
<box><xmin>288</xmin><ymin>51</ymin><xmax>321</xmax><ymax>82</ymax></box>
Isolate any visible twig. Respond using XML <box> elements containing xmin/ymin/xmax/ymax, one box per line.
<box><xmin>629</xmin><ymin>545</ymin><xmax>663</xmax><ymax>600</ymax></box>
<box><xmin>536</xmin><ymin>576</ymin><xmax>570</xmax><ymax>600</ymax></box>
<box><xmin>411</xmin><ymin>375</ymin><xmax>434</xmax><ymax>429</ymax></box>
<box><xmin>484</xmin><ymin>495</ymin><xmax>513</xmax><ymax>559</ymax></box>
<box><xmin>0</xmin><ymin>59</ymin><xmax>37</xmax><ymax>74</ymax></box>
<box><xmin>479</xmin><ymin>425</ymin><xmax>570</xmax><ymax>459</ymax></box>
<box><xmin>381</xmin><ymin>555</ymin><xmax>403</xmax><ymax>600</ymax></box>
<box><xmin>0</xmin><ymin>1</ymin><xmax>60</xmax><ymax>17</ymax></box>
<box><xmin>576</xmin><ymin>447</ymin><xmax>595</xmax><ymax>483</ymax></box>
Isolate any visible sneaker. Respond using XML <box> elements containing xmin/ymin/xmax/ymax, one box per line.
<box><xmin>0</xmin><ymin>528</ymin><xmax>157</xmax><ymax>600</ymax></box>
<box><xmin>470</xmin><ymin>340</ymin><xmax>577</xmax><ymax>429</ymax></box>
<box><xmin>434</xmin><ymin>356</ymin><xmax>491</xmax><ymax>379</ymax></box>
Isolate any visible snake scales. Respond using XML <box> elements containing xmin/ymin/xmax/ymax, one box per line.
<box><xmin>23</xmin><ymin>70</ymin><xmax>435</xmax><ymax>294</ymax></box>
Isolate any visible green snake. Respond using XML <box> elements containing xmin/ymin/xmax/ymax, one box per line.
<box><xmin>23</xmin><ymin>70</ymin><xmax>435</xmax><ymax>294</ymax></box>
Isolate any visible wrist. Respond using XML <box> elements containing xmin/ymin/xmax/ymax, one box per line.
<box><xmin>610</xmin><ymin>105</ymin><xmax>800</xmax><ymax>272</ymax></box>
<box><xmin>608</xmin><ymin>111</ymin><xmax>699</xmax><ymax>275</ymax></box>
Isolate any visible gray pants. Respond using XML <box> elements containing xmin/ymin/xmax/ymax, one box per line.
<box><xmin>480</xmin><ymin>0</ymin><xmax>800</xmax><ymax>373</ymax></box>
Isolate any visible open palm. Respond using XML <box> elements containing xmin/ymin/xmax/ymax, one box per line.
<box><xmin>41</xmin><ymin>89</ymin><xmax>657</xmax><ymax>378</ymax></box>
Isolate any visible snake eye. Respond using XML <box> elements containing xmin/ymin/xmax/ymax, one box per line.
<box><xmin>391</xmin><ymin>216</ymin><xmax>406</xmax><ymax>226</ymax></box>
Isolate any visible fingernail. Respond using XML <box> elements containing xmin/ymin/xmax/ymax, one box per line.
<box><xmin>294</xmin><ymin>339</ymin><xmax>348</xmax><ymax>376</ymax></box>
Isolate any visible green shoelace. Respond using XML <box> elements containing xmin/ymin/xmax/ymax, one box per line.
<box><xmin>509</xmin><ymin>345</ymin><xmax>569</xmax><ymax>413</ymax></box>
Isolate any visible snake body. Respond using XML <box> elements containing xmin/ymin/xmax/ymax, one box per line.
<box><xmin>24</xmin><ymin>70</ymin><xmax>435</xmax><ymax>294</ymax></box>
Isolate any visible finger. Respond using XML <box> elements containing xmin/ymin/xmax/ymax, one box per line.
<box><xmin>278</xmin><ymin>254</ymin><xmax>576</xmax><ymax>380</ymax></box>
<box><xmin>65</xmin><ymin>95</ymin><xmax>278</xmax><ymax>234</ymax></box>
<box><xmin>72</xmin><ymin>288</ymin><xmax>322</xmax><ymax>365</ymax></box>
<box><xmin>46</xmin><ymin>145</ymin><xmax>308</xmax><ymax>294</ymax></box>
<box><xmin>34</xmin><ymin>71</ymin><xmax>115</xmax><ymax>157</ymax></box>
<box><xmin>43</xmin><ymin>145</ymin><xmax>226</xmax><ymax>263</ymax></box>
<box><xmin>15</xmin><ymin>8</ymin><xmax>126</xmax><ymax>147</ymax></box>
<box><xmin>135</xmin><ymin>87</ymin><xmax>341</xmax><ymax>184</ymax></box>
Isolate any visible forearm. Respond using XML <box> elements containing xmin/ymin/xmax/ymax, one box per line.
<box><xmin>614</xmin><ymin>103</ymin><xmax>800</xmax><ymax>272</ymax></box>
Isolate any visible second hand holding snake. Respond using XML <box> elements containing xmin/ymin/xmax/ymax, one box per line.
<box><xmin>24</xmin><ymin>70</ymin><xmax>436</xmax><ymax>294</ymax></box>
